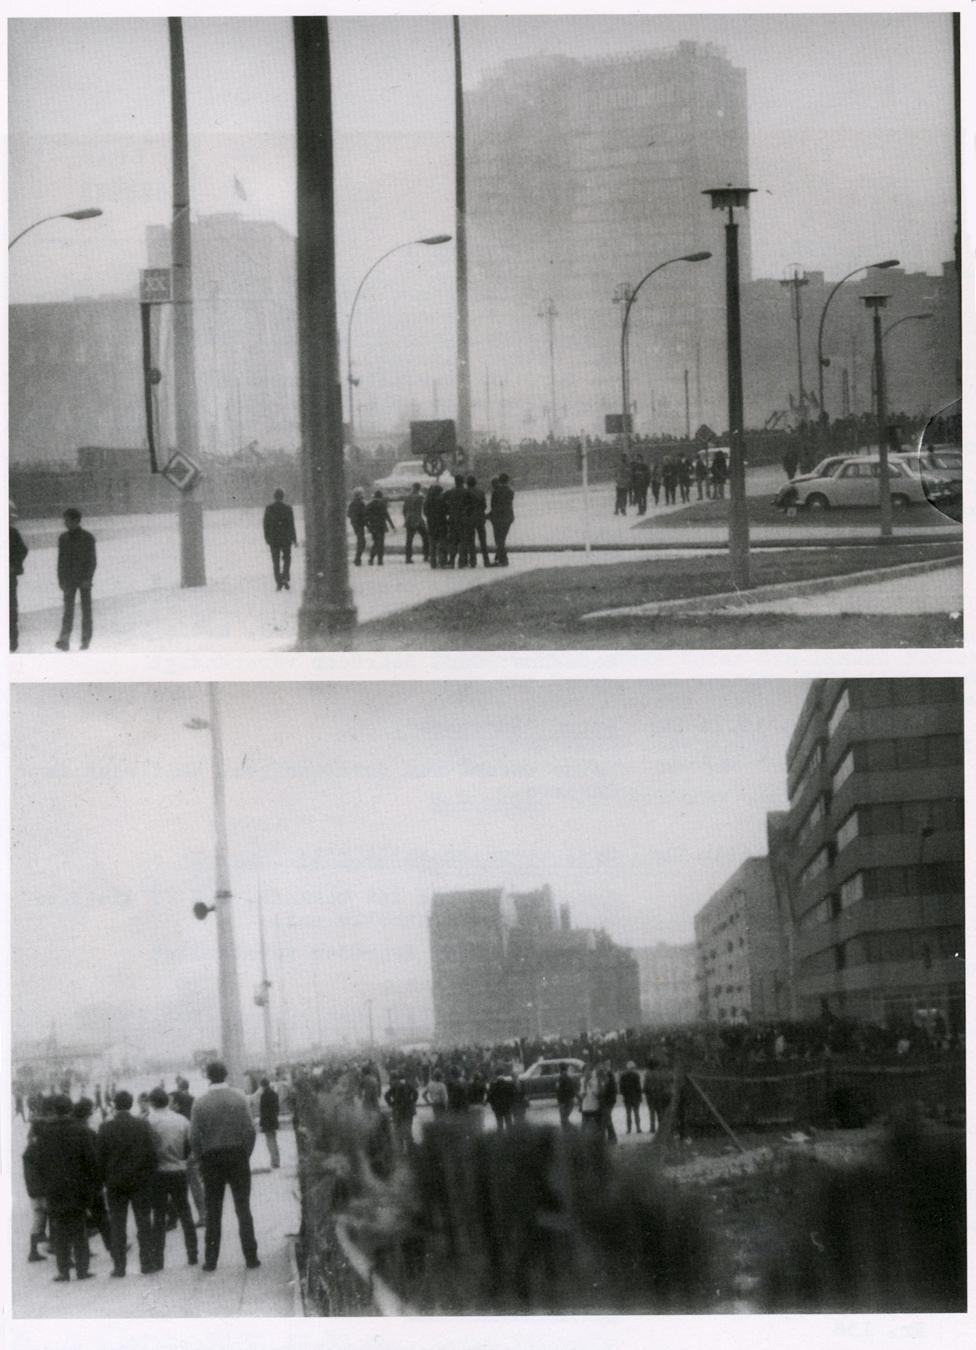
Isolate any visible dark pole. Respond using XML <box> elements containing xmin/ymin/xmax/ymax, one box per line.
<box><xmin>872</xmin><ymin>307</ymin><xmax>893</xmax><ymax>539</ymax></box>
<box><xmin>725</xmin><ymin>208</ymin><xmax>750</xmax><ymax>588</ymax></box>
<box><xmin>684</xmin><ymin>367</ymin><xmax>691</xmax><ymax>440</ymax></box>
<box><xmin>168</xmin><ymin>18</ymin><xmax>206</xmax><ymax>587</ymax></box>
<box><xmin>293</xmin><ymin>18</ymin><xmax>357</xmax><ymax>646</ymax></box>
<box><xmin>453</xmin><ymin>17</ymin><xmax>471</xmax><ymax>459</ymax></box>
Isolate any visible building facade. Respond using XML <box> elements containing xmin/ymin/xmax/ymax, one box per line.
<box><xmin>784</xmin><ymin>679</ymin><xmax>964</xmax><ymax>1031</ymax></box>
<box><xmin>429</xmin><ymin>886</ymin><xmax>640</xmax><ymax>1044</ymax></box>
<box><xmin>465</xmin><ymin>41</ymin><xmax>749</xmax><ymax>440</ymax></box>
<box><xmin>634</xmin><ymin>942</ymin><xmax>697</xmax><ymax>1025</ymax></box>
<box><xmin>694</xmin><ymin>856</ymin><xmax>783</xmax><ymax>1024</ymax></box>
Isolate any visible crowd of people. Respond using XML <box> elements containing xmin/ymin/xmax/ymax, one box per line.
<box><xmin>345</xmin><ymin>473</ymin><xmax>515</xmax><ymax>570</ymax></box>
<box><xmin>612</xmin><ymin>448</ymin><xmax>728</xmax><ymax>516</ymax></box>
<box><xmin>19</xmin><ymin>1061</ymin><xmax>282</xmax><ymax>1284</ymax></box>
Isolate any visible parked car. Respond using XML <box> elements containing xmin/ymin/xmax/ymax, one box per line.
<box><xmin>774</xmin><ymin>454</ymin><xmax>949</xmax><ymax>512</ymax></box>
<box><xmin>517</xmin><ymin>1058</ymin><xmax>585</xmax><ymax>1099</ymax></box>
<box><xmin>370</xmin><ymin>458</ymin><xmax>453</xmax><ymax>501</ymax></box>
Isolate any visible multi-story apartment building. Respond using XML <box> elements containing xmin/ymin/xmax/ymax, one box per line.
<box><xmin>634</xmin><ymin>942</ymin><xmax>697</xmax><ymax>1025</ymax></box>
<box><xmin>465</xmin><ymin>41</ymin><xmax>749</xmax><ymax>439</ymax></box>
<box><xmin>784</xmin><ymin>679</ymin><xmax>964</xmax><ymax>1030</ymax></box>
<box><xmin>694</xmin><ymin>857</ymin><xmax>782</xmax><ymax>1023</ymax></box>
<box><xmin>429</xmin><ymin>886</ymin><xmax>640</xmax><ymax>1044</ymax></box>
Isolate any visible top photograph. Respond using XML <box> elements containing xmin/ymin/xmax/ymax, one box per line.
<box><xmin>7</xmin><ymin>13</ymin><xmax>963</xmax><ymax>653</ymax></box>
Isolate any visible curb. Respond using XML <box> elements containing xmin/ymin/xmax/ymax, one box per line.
<box><xmin>377</xmin><ymin>532</ymin><xmax>960</xmax><ymax>557</ymax></box>
<box><xmin>580</xmin><ymin>553</ymin><xmax>963</xmax><ymax>623</ymax></box>
<box><xmin>286</xmin><ymin>1233</ymin><xmax>305</xmax><ymax>1317</ymax></box>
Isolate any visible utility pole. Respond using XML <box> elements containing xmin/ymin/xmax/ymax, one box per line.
<box><xmin>613</xmin><ymin>282</ymin><xmax>634</xmax><ymax>451</ymax></box>
<box><xmin>684</xmin><ymin>367</ymin><xmax>691</xmax><ymax>439</ymax></box>
<box><xmin>168</xmin><ymin>18</ymin><xmax>206</xmax><ymax>587</ymax></box>
<box><xmin>293</xmin><ymin>18</ymin><xmax>357</xmax><ymax>646</ymax></box>
<box><xmin>207</xmin><ymin>685</ymin><xmax>246</xmax><ymax>1087</ymax></box>
<box><xmin>453</xmin><ymin>17</ymin><xmax>472</xmax><ymax>456</ymax></box>
<box><xmin>256</xmin><ymin>885</ymin><xmax>274</xmax><ymax>1074</ymax></box>
<box><xmin>779</xmin><ymin>266</ymin><xmax>810</xmax><ymax>422</ymax></box>
<box><xmin>538</xmin><ymin>297</ymin><xmax>558</xmax><ymax>438</ymax></box>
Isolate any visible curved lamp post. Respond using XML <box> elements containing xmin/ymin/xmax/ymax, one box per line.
<box><xmin>883</xmin><ymin>311</ymin><xmax>934</xmax><ymax>342</ymax></box>
<box><xmin>816</xmin><ymin>258</ymin><xmax>899</xmax><ymax>424</ymax></box>
<box><xmin>345</xmin><ymin>234</ymin><xmax>451</xmax><ymax>441</ymax></box>
<box><xmin>8</xmin><ymin>207</ymin><xmax>103</xmax><ymax>251</ymax></box>
<box><xmin>617</xmin><ymin>252</ymin><xmax>711</xmax><ymax>449</ymax></box>
<box><xmin>862</xmin><ymin>292</ymin><xmax>894</xmax><ymax>539</ymax></box>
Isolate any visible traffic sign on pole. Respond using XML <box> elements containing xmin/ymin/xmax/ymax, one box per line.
<box><xmin>140</xmin><ymin>268</ymin><xmax>172</xmax><ymax>303</ymax></box>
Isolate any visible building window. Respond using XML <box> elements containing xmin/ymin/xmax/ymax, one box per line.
<box><xmin>832</xmin><ymin>749</ymin><xmax>855</xmax><ymax>792</ymax></box>
<box><xmin>840</xmin><ymin>873</ymin><xmax>864</xmax><ymax>909</ymax></box>
<box><xmin>800</xmin><ymin>847</ymin><xmax>829</xmax><ymax>888</ymax></box>
<box><xmin>836</xmin><ymin>812</ymin><xmax>859</xmax><ymax>851</ymax></box>
<box><xmin>827</xmin><ymin>686</ymin><xmax>850</xmax><ymax>738</ymax></box>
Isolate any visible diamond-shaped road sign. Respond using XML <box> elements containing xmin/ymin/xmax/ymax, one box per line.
<box><xmin>162</xmin><ymin>451</ymin><xmax>202</xmax><ymax>492</ymax></box>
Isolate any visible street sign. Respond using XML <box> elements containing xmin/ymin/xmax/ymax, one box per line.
<box><xmin>411</xmin><ymin>419</ymin><xmax>457</xmax><ymax>463</ymax></box>
<box><xmin>605</xmin><ymin>413</ymin><xmax>633</xmax><ymax>435</ymax></box>
<box><xmin>162</xmin><ymin>451</ymin><xmax>202</xmax><ymax>492</ymax></box>
<box><xmin>140</xmin><ymin>268</ymin><xmax>172</xmax><ymax>303</ymax></box>
<box><xmin>694</xmin><ymin>423</ymin><xmax>717</xmax><ymax>446</ymax></box>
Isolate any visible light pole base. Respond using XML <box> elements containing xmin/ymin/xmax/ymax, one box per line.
<box><xmin>296</xmin><ymin>596</ymin><xmax>358</xmax><ymax>650</ymax></box>
<box><xmin>180</xmin><ymin>493</ymin><xmax>206</xmax><ymax>588</ymax></box>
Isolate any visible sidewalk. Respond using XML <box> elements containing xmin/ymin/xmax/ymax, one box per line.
<box><xmin>11</xmin><ymin>1120</ymin><xmax>300</xmax><ymax>1319</ymax></box>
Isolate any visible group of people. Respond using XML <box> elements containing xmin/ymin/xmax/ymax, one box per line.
<box><xmin>9</xmin><ymin>502</ymin><xmax>96</xmax><ymax>653</ymax></box>
<box><xmin>20</xmin><ymin>1062</ymin><xmax>282</xmax><ymax>1284</ymax></box>
<box><xmin>346</xmin><ymin>473</ymin><xmax>516</xmax><ymax>569</ymax></box>
<box><xmin>613</xmin><ymin>450</ymin><xmax>728</xmax><ymax>516</ymax></box>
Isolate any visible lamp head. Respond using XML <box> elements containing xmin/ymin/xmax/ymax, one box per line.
<box><xmin>703</xmin><ymin>186</ymin><xmax>756</xmax><ymax>211</ymax></box>
<box><xmin>872</xmin><ymin>259</ymin><xmax>900</xmax><ymax>271</ymax></box>
<box><xmin>682</xmin><ymin>251</ymin><xmax>712</xmax><ymax>263</ymax></box>
<box><xmin>418</xmin><ymin>234</ymin><xmax>451</xmax><ymax>246</ymax></box>
<box><xmin>64</xmin><ymin>208</ymin><xmax>102</xmax><ymax>221</ymax></box>
<box><xmin>193</xmin><ymin>902</ymin><xmax>214</xmax><ymax>921</ymax></box>
<box><xmin>861</xmin><ymin>293</ymin><xmax>890</xmax><ymax>311</ymax></box>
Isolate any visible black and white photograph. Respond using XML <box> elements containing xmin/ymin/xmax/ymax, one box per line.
<box><xmin>6</xmin><ymin>12</ymin><xmax>963</xmax><ymax>653</ymax></box>
<box><xmin>8</xmin><ymin>679</ymin><xmax>966</xmax><ymax>1319</ymax></box>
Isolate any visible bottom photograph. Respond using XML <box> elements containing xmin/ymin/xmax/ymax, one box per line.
<box><xmin>9</xmin><ymin>678</ymin><xmax>965</xmax><ymax>1318</ymax></box>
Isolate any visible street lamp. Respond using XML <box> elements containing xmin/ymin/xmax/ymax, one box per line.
<box><xmin>816</xmin><ymin>258</ymin><xmax>899</xmax><ymax>426</ymax></box>
<box><xmin>615</xmin><ymin>252</ymin><xmax>711</xmax><ymax>451</ymax></box>
<box><xmin>779</xmin><ymin>266</ymin><xmax>810</xmax><ymax>421</ymax></box>
<box><xmin>883</xmin><ymin>312</ymin><xmax>934</xmax><ymax>341</ymax></box>
<box><xmin>703</xmin><ymin>185</ymin><xmax>756</xmax><ymax>589</ymax></box>
<box><xmin>861</xmin><ymin>293</ymin><xmax>894</xmax><ymax>539</ymax></box>
<box><xmin>345</xmin><ymin>234</ymin><xmax>451</xmax><ymax>441</ymax></box>
<box><xmin>185</xmin><ymin>686</ymin><xmax>246</xmax><ymax>1086</ymax></box>
<box><xmin>8</xmin><ymin>207</ymin><xmax>103</xmax><ymax>251</ymax></box>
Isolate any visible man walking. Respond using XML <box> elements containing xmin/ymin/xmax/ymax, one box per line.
<box><xmin>488</xmin><ymin>473</ymin><xmax>515</xmax><ymax>566</ymax></box>
<box><xmin>96</xmin><ymin>1089</ymin><xmax>158</xmax><ymax>1276</ymax></box>
<box><xmin>364</xmin><ymin>490</ymin><xmax>396</xmax><ymax>566</ymax></box>
<box><xmin>402</xmin><ymin>484</ymin><xmax>430</xmax><ymax>564</ymax></box>
<box><xmin>9</xmin><ymin>501</ymin><xmax>28</xmax><ymax>652</ymax></box>
<box><xmin>347</xmin><ymin>487</ymin><xmax>367</xmax><ymax>566</ymax></box>
<box><xmin>190</xmin><ymin>1061</ymin><xmax>259</xmax><ymax>1272</ymax></box>
<box><xmin>258</xmin><ymin>1077</ymin><xmax>281</xmax><ymax>1169</ymax></box>
<box><xmin>262</xmin><ymin>487</ymin><xmax>298</xmax><ymax>591</ymax></box>
<box><xmin>55</xmin><ymin>508</ymin><xmax>96</xmax><ymax>651</ymax></box>
<box><xmin>555</xmin><ymin>1065</ymin><xmax>578</xmax><ymax>1131</ymax></box>
<box><xmin>146</xmin><ymin>1086</ymin><xmax>198</xmax><ymax>1270</ymax></box>
<box><xmin>26</xmin><ymin>1094</ymin><xmax>99</xmax><ymax>1282</ymax></box>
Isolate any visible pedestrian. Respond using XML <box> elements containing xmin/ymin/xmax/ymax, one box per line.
<box><xmin>632</xmin><ymin>454</ymin><xmax>650</xmax><ymax>515</ymax></box>
<box><xmin>146</xmin><ymin>1086</ymin><xmax>198</xmax><ymax>1271</ymax></box>
<box><xmin>364</xmin><ymin>490</ymin><xmax>396</xmax><ymax>566</ymax></box>
<box><xmin>27</xmin><ymin>1094</ymin><xmax>100</xmax><ymax>1282</ymax></box>
<box><xmin>441</xmin><ymin>474</ymin><xmax>466</xmax><ymax>567</ymax></box>
<box><xmin>599</xmin><ymin>1059</ymin><xmax>618</xmax><ymax>1144</ymax></box>
<box><xmin>454</xmin><ymin>479</ymin><xmax>479</xmax><ymax>569</ymax></box>
<box><xmin>467</xmin><ymin>475</ymin><xmax>493</xmax><ymax>567</ymax></box>
<box><xmin>488</xmin><ymin>473</ymin><xmax>515</xmax><ymax>566</ymax></box>
<box><xmin>694</xmin><ymin>452</ymin><xmax>708</xmax><ymax>500</ymax></box>
<box><xmin>258</xmin><ymin>1077</ymin><xmax>281</xmax><ymax>1169</ymax></box>
<box><xmin>360</xmin><ymin>1064</ymin><xmax>382</xmax><ymax>1113</ymax></box>
<box><xmin>555</xmin><ymin>1065</ymin><xmax>578</xmax><ymax>1131</ymax></box>
<box><xmin>614</xmin><ymin>456</ymin><xmax>630</xmax><ymax>516</ymax></box>
<box><xmin>383</xmin><ymin>1072</ymin><xmax>418</xmax><ymax>1155</ymax></box>
<box><xmin>262</xmin><ymin>487</ymin><xmax>298</xmax><ymax>591</ymax></box>
<box><xmin>95</xmin><ymin>1089</ymin><xmax>158</xmax><ymax>1277</ymax></box>
<box><xmin>619</xmin><ymin>1061</ymin><xmax>643</xmax><ymax>1135</ymax></box>
<box><xmin>72</xmin><ymin>1098</ymin><xmax>113</xmax><ymax>1256</ymax></box>
<box><xmin>710</xmin><ymin>449</ymin><xmax>728</xmax><ymax>499</ymax></box>
<box><xmin>54</xmin><ymin>508</ymin><xmax>96</xmax><ymax>652</ymax></box>
<box><xmin>661</xmin><ymin>455</ymin><xmax>678</xmax><ymax>506</ymax></box>
<box><xmin>22</xmin><ymin>1097</ymin><xmax>52</xmax><ymax>1264</ymax></box>
<box><xmin>190</xmin><ymin>1061</ymin><xmax>260</xmax><ymax>1271</ymax></box>
<box><xmin>650</xmin><ymin>460</ymin><xmax>662</xmax><ymax>506</ymax></box>
<box><xmin>423</xmin><ymin>482</ymin><xmax>449</xmax><ymax>568</ymax></box>
<box><xmin>423</xmin><ymin>1069</ymin><xmax>449</xmax><ymax>1117</ymax></box>
<box><xmin>170</xmin><ymin>1076</ymin><xmax>205</xmax><ymax>1227</ymax></box>
<box><xmin>347</xmin><ymin>487</ymin><xmax>367</xmax><ymax>566</ymax></box>
<box><xmin>10</xmin><ymin>501</ymin><xmax>28</xmax><ymax>652</ymax></box>
<box><xmin>677</xmin><ymin>456</ymin><xmax>693</xmax><ymax>503</ymax></box>
<box><xmin>402</xmin><ymin>484</ymin><xmax>430</xmax><ymax>564</ymax></box>
<box><xmin>579</xmin><ymin>1068</ymin><xmax>603</xmax><ymax>1135</ymax></box>
<box><xmin>782</xmin><ymin>446</ymin><xmax>799</xmax><ymax>480</ymax></box>
<box><xmin>486</xmin><ymin>1069</ymin><xmax>515</xmax><ymax>1131</ymax></box>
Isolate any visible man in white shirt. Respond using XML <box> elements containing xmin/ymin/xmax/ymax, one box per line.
<box><xmin>146</xmin><ymin>1086</ymin><xmax>198</xmax><ymax>1271</ymax></box>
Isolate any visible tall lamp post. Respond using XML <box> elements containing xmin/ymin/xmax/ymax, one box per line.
<box><xmin>345</xmin><ymin>235</ymin><xmax>451</xmax><ymax>441</ymax></box>
<box><xmin>816</xmin><ymin>258</ymin><xmax>899</xmax><ymax>429</ymax></box>
<box><xmin>862</xmin><ymin>293</ymin><xmax>893</xmax><ymax>539</ymax></box>
<box><xmin>8</xmin><ymin>207</ymin><xmax>102</xmax><ymax>251</ymax></box>
<box><xmin>779</xmin><ymin>266</ymin><xmax>809</xmax><ymax>421</ymax></box>
<box><xmin>616</xmin><ymin>252</ymin><xmax>711</xmax><ymax>451</ymax></box>
<box><xmin>703</xmin><ymin>185</ymin><xmax>755</xmax><ymax>589</ymax></box>
<box><xmin>188</xmin><ymin>686</ymin><xmax>247</xmax><ymax>1087</ymax></box>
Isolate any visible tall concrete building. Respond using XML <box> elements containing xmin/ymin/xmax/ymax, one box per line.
<box><xmin>466</xmin><ymin>41</ymin><xmax>749</xmax><ymax>440</ymax></box>
<box><xmin>694</xmin><ymin>857</ymin><xmax>783</xmax><ymax>1024</ymax></box>
<box><xmin>784</xmin><ymin>679</ymin><xmax>964</xmax><ymax>1031</ymax></box>
<box><xmin>429</xmin><ymin>886</ymin><xmax>640</xmax><ymax>1044</ymax></box>
<box><xmin>634</xmin><ymin>942</ymin><xmax>697</xmax><ymax>1025</ymax></box>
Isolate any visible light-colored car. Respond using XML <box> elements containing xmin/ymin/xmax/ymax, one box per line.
<box><xmin>775</xmin><ymin>454</ymin><xmax>947</xmax><ymax>512</ymax></box>
<box><xmin>370</xmin><ymin>458</ymin><xmax>452</xmax><ymax>502</ymax></box>
<box><xmin>517</xmin><ymin>1057</ymin><xmax>585</xmax><ymax>1099</ymax></box>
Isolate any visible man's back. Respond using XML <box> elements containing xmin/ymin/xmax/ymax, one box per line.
<box><xmin>264</xmin><ymin>500</ymin><xmax>296</xmax><ymax>545</ymax></box>
<box><xmin>57</xmin><ymin>528</ymin><xmax>96</xmax><ymax>585</ymax></box>
<box><xmin>191</xmin><ymin>1084</ymin><xmax>256</xmax><ymax>1157</ymax></box>
<box><xmin>96</xmin><ymin>1112</ymin><xmax>157</xmax><ymax>1190</ymax></box>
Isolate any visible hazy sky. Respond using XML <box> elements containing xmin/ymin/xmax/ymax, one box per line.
<box><xmin>11</xmin><ymin>680</ymin><xmax>807</xmax><ymax>1059</ymax></box>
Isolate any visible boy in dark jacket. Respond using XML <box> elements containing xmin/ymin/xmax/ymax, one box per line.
<box><xmin>262</xmin><ymin>488</ymin><xmax>298</xmax><ymax>590</ymax></box>
<box><xmin>27</xmin><ymin>1095</ymin><xmax>100</xmax><ymax>1280</ymax></box>
<box><xmin>347</xmin><ymin>488</ymin><xmax>367</xmax><ymax>566</ymax></box>
<box><xmin>96</xmin><ymin>1090</ymin><xmax>158</xmax><ymax>1276</ymax></box>
<box><xmin>55</xmin><ymin>508</ymin><xmax>96</xmax><ymax>651</ymax></box>
<box><xmin>364</xmin><ymin>491</ymin><xmax>396</xmax><ymax>566</ymax></box>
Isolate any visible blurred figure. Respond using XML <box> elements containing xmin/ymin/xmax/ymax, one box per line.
<box><xmin>258</xmin><ymin>1077</ymin><xmax>281</xmax><ymax>1169</ymax></box>
<box><xmin>423</xmin><ymin>1069</ymin><xmax>449</xmax><ymax>1118</ymax></box>
<box><xmin>28</xmin><ymin>1094</ymin><xmax>99</xmax><ymax>1282</ymax></box>
<box><xmin>22</xmin><ymin>1097</ymin><xmax>51</xmax><ymax>1263</ymax></box>
<box><xmin>402</xmin><ymin>484</ymin><xmax>430</xmax><ymax>564</ymax></box>
<box><xmin>262</xmin><ymin>487</ymin><xmax>298</xmax><ymax>591</ymax></box>
<box><xmin>486</xmin><ymin>1069</ymin><xmax>515</xmax><ymax>1132</ymax></box>
<box><xmin>423</xmin><ymin>482</ymin><xmax>449</xmax><ymax>568</ymax></box>
<box><xmin>146</xmin><ymin>1086</ymin><xmax>198</xmax><ymax>1271</ymax></box>
<box><xmin>190</xmin><ymin>1061</ymin><xmax>259</xmax><ymax>1272</ymax></box>
<box><xmin>384</xmin><ymin>1072</ymin><xmax>418</xmax><ymax>1155</ymax></box>
<box><xmin>555</xmin><ymin>1065</ymin><xmax>578</xmax><ymax>1131</ymax></box>
<box><xmin>614</xmin><ymin>456</ymin><xmax>630</xmax><ymax>515</ymax></box>
<box><xmin>365</xmin><ymin>490</ymin><xmax>396</xmax><ymax>566</ymax></box>
<box><xmin>619</xmin><ymin>1061</ymin><xmax>643</xmax><ymax>1134</ymax></box>
<box><xmin>347</xmin><ymin>487</ymin><xmax>367</xmax><ymax>566</ymax></box>
<box><xmin>54</xmin><ymin>508</ymin><xmax>96</xmax><ymax>652</ymax></box>
<box><xmin>488</xmin><ymin>473</ymin><xmax>515</xmax><ymax>566</ymax></box>
<box><xmin>96</xmin><ymin>1089</ymin><xmax>158</xmax><ymax>1277</ymax></box>
<box><xmin>9</xmin><ymin>500</ymin><xmax>28</xmax><ymax>652</ymax></box>
<box><xmin>466</xmin><ymin>475</ymin><xmax>492</xmax><ymax>567</ymax></box>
